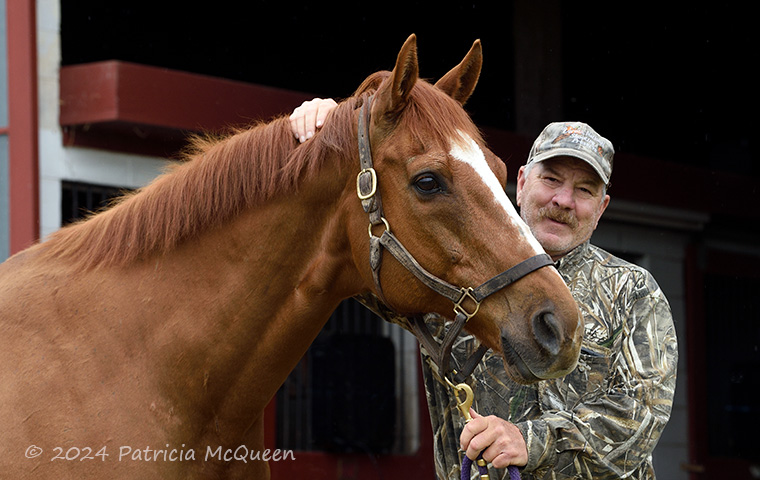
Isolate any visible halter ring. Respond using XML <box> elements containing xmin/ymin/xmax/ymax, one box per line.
<box><xmin>367</xmin><ymin>217</ymin><xmax>390</xmax><ymax>238</ymax></box>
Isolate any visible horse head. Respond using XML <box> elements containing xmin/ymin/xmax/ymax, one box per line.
<box><xmin>348</xmin><ymin>35</ymin><xmax>582</xmax><ymax>383</ymax></box>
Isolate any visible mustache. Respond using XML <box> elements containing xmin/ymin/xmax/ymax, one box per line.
<box><xmin>538</xmin><ymin>206</ymin><xmax>579</xmax><ymax>229</ymax></box>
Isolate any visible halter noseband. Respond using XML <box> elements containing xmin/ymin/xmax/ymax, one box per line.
<box><xmin>356</xmin><ymin>94</ymin><xmax>554</xmax><ymax>381</ymax></box>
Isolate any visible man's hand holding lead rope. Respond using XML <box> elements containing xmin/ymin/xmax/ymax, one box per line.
<box><xmin>460</xmin><ymin>408</ymin><xmax>529</xmax><ymax>469</ymax></box>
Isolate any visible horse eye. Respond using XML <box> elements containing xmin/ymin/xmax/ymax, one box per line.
<box><xmin>414</xmin><ymin>174</ymin><xmax>442</xmax><ymax>194</ymax></box>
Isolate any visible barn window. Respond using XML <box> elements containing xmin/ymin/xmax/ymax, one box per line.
<box><xmin>276</xmin><ymin>298</ymin><xmax>421</xmax><ymax>455</ymax></box>
<box><xmin>61</xmin><ymin>180</ymin><xmax>128</xmax><ymax>225</ymax></box>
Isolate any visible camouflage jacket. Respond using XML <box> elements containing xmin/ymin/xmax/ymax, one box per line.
<box><xmin>360</xmin><ymin>241</ymin><xmax>678</xmax><ymax>479</ymax></box>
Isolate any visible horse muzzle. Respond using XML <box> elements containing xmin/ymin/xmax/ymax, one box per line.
<box><xmin>501</xmin><ymin>305</ymin><xmax>582</xmax><ymax>384</ymax></box>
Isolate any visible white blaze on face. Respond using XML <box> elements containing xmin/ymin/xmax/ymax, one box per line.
<box><xmin>448</xmin><ymin>132</ymin><xmax>545</xmax><ymax>255</ymax></box>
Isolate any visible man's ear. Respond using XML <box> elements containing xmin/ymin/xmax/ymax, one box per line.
<box><xmin>594</xmin><ymin>194</ymin><xmax>611</xmax><ymax>229</ymax></box>
<box><xmin>515</xmin><ymin>165</ymin><xmax>527</xmax><ymax>207</ymax></box>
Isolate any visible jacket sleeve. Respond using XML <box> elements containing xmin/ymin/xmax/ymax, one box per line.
<box><xmin>515</xmin><ymin>273</ymin><xmax>678</xmax><ymax>479</ymax></box>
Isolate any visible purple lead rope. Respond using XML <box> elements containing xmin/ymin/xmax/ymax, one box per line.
<box><xmin>460</xmin><ymin>455</ymin><xmax>489</xmax><ymax>480</ymax></box>
<box><xmin>508</xmin><ymin>465</ymin><xmax>521</xmax><ymax>480</ymax></box>
<box><xmin>461</xmin><ymin>454</ymin><xmax>521</xmax><ymax>480</ymax></box>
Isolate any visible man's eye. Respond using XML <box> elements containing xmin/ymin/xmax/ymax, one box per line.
<box><xmin>541</xmin><ymin>176</ymin><xmax>560</xmax><ymax>185</ymax></box>
<box><xmin>576</xmin><ymin>186</ymin><xmax>598</xmax><ymax>199</ymax></box>
<box><xmin>414</xmin><ymin>174</ymin><xmax>442</xmax><ymax>194</ymax></box>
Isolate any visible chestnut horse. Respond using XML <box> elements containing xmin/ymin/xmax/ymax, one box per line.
<box><xmin>0</xmin><ymin>35</ymin><xmax>580</xmax><ymax>479</ymax></box>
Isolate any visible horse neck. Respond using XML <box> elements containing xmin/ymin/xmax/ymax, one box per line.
<box><xmin>122</xmin><ymin>148</ymin><xmax>366</xmax><ymax>425</ymax></box>
<box><xmin>25</xmin><ymin>115</ymin><xmax>369</xmax><ymax>437</ymax></box>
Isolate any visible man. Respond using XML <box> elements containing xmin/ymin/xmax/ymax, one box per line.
<box><xmin>290</xmin><ymin>100</ymin><xmax>678</xmax><ymax>480</ymax></box>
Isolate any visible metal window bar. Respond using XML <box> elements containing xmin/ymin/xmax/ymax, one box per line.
<box><xmin>61</xmin><ymin>181</ymin><xmax>128</xmax><ymax>225</ymax></box>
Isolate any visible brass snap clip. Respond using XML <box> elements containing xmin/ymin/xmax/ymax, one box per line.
<box><xmin>446</xmin><ymin>377</ymin><xmax>475</xmax><ymax>423</ymax></box>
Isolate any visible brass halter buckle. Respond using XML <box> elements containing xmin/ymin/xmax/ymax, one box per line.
<box><xmin>453</xmin><ymin>287</ymin><xmax>481</xmax><ymax>321</ymax></box>
<box><xmin>356</xmin><ymin>167</ymin><xmax>377</xmax><ymax>200</ymax></box>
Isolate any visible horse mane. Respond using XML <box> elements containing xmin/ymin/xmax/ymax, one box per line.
<box><xmin>40</xmin><ymin>71</ymin><xmax>484</xmax><ymax>270</ymax></box>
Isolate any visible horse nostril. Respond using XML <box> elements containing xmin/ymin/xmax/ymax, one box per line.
<box><xmin>532</xmin><ymin>311</ymin><xmax>561</xmax><ymax>357</ymax></box>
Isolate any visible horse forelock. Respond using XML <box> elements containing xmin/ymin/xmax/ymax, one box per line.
<box><xmin>355</xmin><ymin>70</ymin><xmax>484</xmax><ymax>150</ymax></box>
<box><xmin>391</xmin><ymin>79</ymin><xmax>485</xmax><ymax>155</ymax></box>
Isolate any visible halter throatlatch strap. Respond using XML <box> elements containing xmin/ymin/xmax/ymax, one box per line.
<box><xmin>409</xmin><ymin>313</ymin><xmax>491</xmax><ymax>384</ymax></box>
<box><xmin>355</xmin><ymin>92</ymin><xmax>553</xmax><ymax>386</ymax></box>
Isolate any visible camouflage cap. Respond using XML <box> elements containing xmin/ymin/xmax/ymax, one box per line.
<box><xmin>526</xmin><ymin>121</ymin><xmax>614</xmax><ymax>185</ymax></box>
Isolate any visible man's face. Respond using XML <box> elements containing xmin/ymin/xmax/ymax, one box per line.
<box><xmin>516</xmin><ymin>156</ymin><xmax>610</xmax><ymax>260</ymax></box>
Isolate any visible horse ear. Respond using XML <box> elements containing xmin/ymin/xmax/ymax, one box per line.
<box><xmin>435</xmin><ymin>39</ymin><xmax>482</xmax><ymax>105</ymax></box>
<box><xmin>373</xmin><ymin>34</ymin><xmax>419</xmax><ymax>121</ymax></box>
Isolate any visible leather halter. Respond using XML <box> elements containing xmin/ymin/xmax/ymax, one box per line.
<box><xmin>355</xmin><ymin>94</ymin><xmax>554</xmax><ymax>382</ymax></box>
